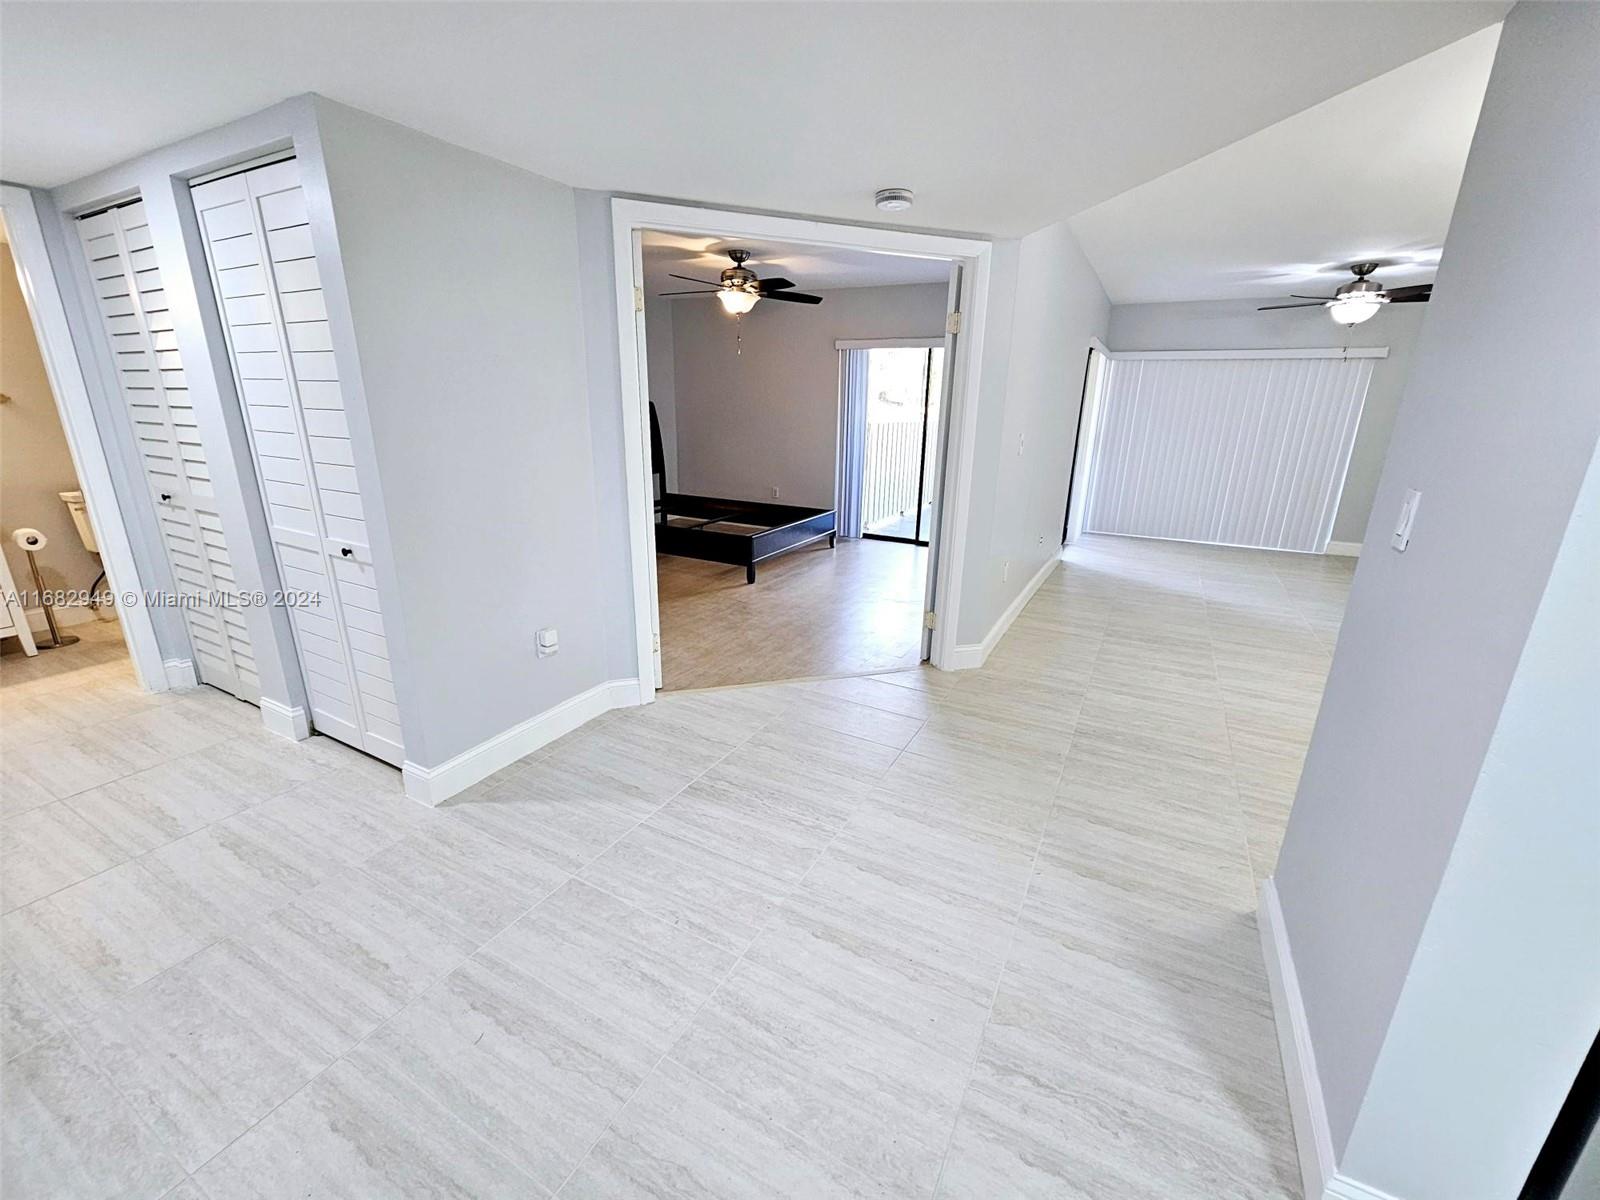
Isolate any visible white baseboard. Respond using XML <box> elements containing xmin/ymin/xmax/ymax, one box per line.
<box><xmin>25</xmin><ymin>601</ymin><xmax>108</xmax><ymax>633</ymax></box>
<box><xmin>1260</xmin><ymin>878</ymin><xmax>1337</xmax><ymax>1200</ymax></box>
<box><xmin>1325</xmin><ymin>1178</ymin><xmax>1402</xmax><ymax>1200</ymax></box>
<box><xmin>162</xmin><ymin>658</ymin><xmax>198</xmax><ymax>690</ymax></box>
<box><xmin>946</xmin><ymin>553</ymin><xmax>1060</xmax><ymax>671</ymax></box>
<box><xmin>259</xmin><ymin>697</ymin><xmax>310</xmax><ymax>741</ymax></box>
<box><xmin>401</xmin><ymin>677</ymin><xmax>640</xmax><ymax>807</ymax></box>
<box><xmin>1325</xmin><ymin>541</ymin><xmax>1362</xmax><ymax>558</ymax></box>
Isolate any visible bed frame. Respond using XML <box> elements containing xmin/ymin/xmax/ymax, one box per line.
<box><xmin>656</xmin><ymin>493</ymin><xmax>837</xmax><ymax>584</ymax></box>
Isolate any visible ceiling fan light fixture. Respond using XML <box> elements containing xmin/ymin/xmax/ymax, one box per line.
<box><xmin>1328</xmin><ymin>294</ymin><xmax>1384</xmax><ymax>326</ymax></box>
<box><xmin>718</xmin><ymin>287</ymin><xmax>759</xmax><ymax>315</ymax></box>
<box><xmin>875</xmin><ymin>187</ymin><xmax>914</xmax><ymax>212</ymax></box>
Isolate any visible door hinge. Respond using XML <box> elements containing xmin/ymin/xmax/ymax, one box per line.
<box><xmin>652</xmin><ymin>633</ymin><xmax>661</xmax><ymax>653</ymax></box>
<box><xmin>634</xmin><ymin>286</ymin><xmax>645</xmax><ymax>313</ymax></box>
<box><xmin>923</xmin><ymin>610</ymin><xmax>938</xmax><ymax>630</ymax></box>
<box><xmin>945</xmin><ymin>310</ymin><xmax>962</xmax><ymax>335</ymax></box>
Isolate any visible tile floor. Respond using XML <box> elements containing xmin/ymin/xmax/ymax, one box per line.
<box><xmin>657</xmin><ymin>536</ymin><xmax>928</xmax><ymax>691</ymax></box>
<box><xmin>1</xmin><ymin>535</ymin><xmax>1353</xmax><ymax>1198</ymax></box>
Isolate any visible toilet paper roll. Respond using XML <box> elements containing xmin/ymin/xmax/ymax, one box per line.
<box><xmin>11</xmin><ymin>528</ymin><xmax>47</xmax><ymax>551</ymax></box>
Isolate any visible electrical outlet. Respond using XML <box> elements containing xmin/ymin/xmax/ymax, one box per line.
<box><xmin>771</xmin><ymin>486</ymin><xmax>780</xmax><ymax>499</ymax></box>
<box><xmin>536</xmin><ymin>627</ymin><xmax>559</xmax><ymax>658</ymax></box>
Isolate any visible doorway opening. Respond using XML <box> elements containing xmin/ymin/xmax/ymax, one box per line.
<box><xmin>0</xmin><ymin>199</ymin><xmax>152</xmax><ymax>691</ymax></box>
<box><xmin>615</xmin><ymin>201</ymin><xmax>991</xmax><ymax>698</ymax></box>
<box><xmin>842</xmin><ymin>344</ymin><xmax>945</xmax><ymax>547</ymax></box>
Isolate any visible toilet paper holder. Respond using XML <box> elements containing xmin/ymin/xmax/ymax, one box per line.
<box><xmin>10</xmin><ymin>528</ymin><xmax>78</xmax><ymax>649</ymax></box>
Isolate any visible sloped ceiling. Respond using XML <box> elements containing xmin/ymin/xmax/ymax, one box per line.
<box><xmin>1071</xmin><ymin>25</ymin><xmax>1502</xmax><ymax>303</ymax></box>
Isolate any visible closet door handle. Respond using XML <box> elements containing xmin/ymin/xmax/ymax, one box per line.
<box><xmin>340</xmin><ymin>547</ymin><xmax>353</xmax><ymax>557</ymax></box>
<box><xmin>159</xmin><ymin>493</ymin><xmax>172</xmax><ymax>502</ymax></box>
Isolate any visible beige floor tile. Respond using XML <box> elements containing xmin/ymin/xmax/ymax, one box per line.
<box><xmin>0</xmin><ymin>534</ymin><xmax>1350</xmax><ymax>1196</ymax></box>
<box><xmin>564</xmin><ymin>1057</ymin><xmax>882</xmax><ymax>1199</ymax></box>
<box><xmin>2</xmin><ymin>1032</ymin><xmax>185</xmax><ymax>1200</ymax></box>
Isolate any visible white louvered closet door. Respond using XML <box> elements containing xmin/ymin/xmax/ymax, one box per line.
<box><xmin>76</xmin><ymin>202</ymin><xmax>260</xmax><ymax>701</ymax></box>
<box><xmin>191</xmin><ymin>160</ymin><xmax>403</xmax><ymax>765</ymax></box>
<box><xmin>1083</xmin><ymin>355</ymin><xmax>1374</xmax><ymax>553</ymax></box>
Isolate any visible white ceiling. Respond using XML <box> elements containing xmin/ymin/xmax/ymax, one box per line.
<box><xmin>642</xmin><ymin>232</ymin><xmax>950</xmax><ymax>299</ymax></box>
<box><xmin>1070</xmin><ymin>25</ymin><xmax>1502</xmax><ymax>304</ymax></box>
<box><xmin>2</xmin><ymin>2</ymin><xmax>1506</xmax><ymax>239</ymax></box>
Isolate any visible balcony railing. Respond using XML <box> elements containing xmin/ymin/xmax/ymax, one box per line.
<box><xmin>862</xmin><ymin>419</ymin><xmax>923</xmax><ymax>534</ymax></box>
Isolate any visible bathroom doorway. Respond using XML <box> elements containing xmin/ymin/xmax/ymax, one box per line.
<box><xmin>1</xmin><ymin>210</ymin><xmax>126</xmax><ymax>677</ymax></box>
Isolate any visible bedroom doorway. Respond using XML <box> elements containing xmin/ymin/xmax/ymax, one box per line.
<box><xmin>839</xmin><ymin>343</ymin><xmax>945</xmax><ymax>546</ymax></box>
<box><xmin>612</xmin><ymin>199</ymin><xmax>992</xmax><ymax>697</ymax></box>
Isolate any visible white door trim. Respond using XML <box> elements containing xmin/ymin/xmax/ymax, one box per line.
<box><xmin>833</xmin><ymin>336</ymin><xmax>946</xmax><ymax>350</ymax></box>
<box><xmin>0</xmin><ymin>185</ymin><xmax>166</xmax><ymax>690</ymax></box>
<box><xmin>609</xmin><ymin>198</ymin><xmax>991</xmax><ymax>701</ymax></box>
<box><xmin>1103</xmin><ymin>347</ymin><xmax>1389</xmax><ymax>361</ymax></box>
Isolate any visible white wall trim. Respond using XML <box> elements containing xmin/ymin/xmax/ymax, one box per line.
<box><xmin>1324</xmin><ymin>1176</ymin><xmax>1404</xmax><ymax>1200</ymax></box>
<box><xmin>947</xmin><ymin>553</ymin><xmax>1059</xmax><ymax>670</ymax></box>
<box><xmin>834</xmin><ymin>336</ymin><xmax>946</xmax><ymax>350</ymax></box>
<box><xmin>1260</xmin><ymin>877</ymin><xmax>1338</xmax><ymax>1200</ymax></box>
<box><xmin>1104</xmin><ymin>347</ymin><xmax>1388</xmax><ymax>361</ymax></box>
<box><xmin>1</xmin><ymin>184</ymin><xmax>168</xmax><ymax>692</ymax></box>
<box><xmin>1325</xmin><ymin>541</ymin><xmax>1363</xmax><ymax>558</ymax></box>
<box><xmin>401</xmin><ymin>677</ymin><xmax>639</xmax><ymax>806</ymax></box>
<box><xmin>259</xmin><ymin>697</ymin><xmax>310</xmax><ymax>741</ymax></box>
<box><xmin>610</xmin><ymin>197</ymin><xmax>993</xmax><ymax>688</ymax></box>
<box><xmin>163</xmin><ymin>658</ymin><xmax>198</xmax><ymax>689</ymax></box>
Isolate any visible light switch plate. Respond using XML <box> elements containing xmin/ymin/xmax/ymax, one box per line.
<box><xmin>1391</xmin><ymin>489</ymin><xmax>1421</xmax><ymax>552</ymax></box>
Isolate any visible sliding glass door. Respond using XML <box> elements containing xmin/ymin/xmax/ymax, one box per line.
<box><xmin>858</xmin><ymin>346</ymin><xmax>944</xmax><ymax>545</ymax></box>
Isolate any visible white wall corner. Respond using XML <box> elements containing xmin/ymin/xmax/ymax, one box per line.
<box><xmin>400</xmin><ymin>678</ymin><xmax>640</xmax><ymax>807</ymax></box>
<box><xmin>162</xmin><ymin>658</ymin><xmax>199</xmax><ymax>690</ymax></box>
<box><xmin>946</xmin><ymin>553</ymin><xmax>1060</xmax><ymax>671</ymax></box>
<box><xmin>1325</xmin><ymin>541</ymin><xmax>1363</xmax><ymax>558</ymax></box>
<box><xmin>258</xmin><ymin>698</ymin><xmax>310</xmax><ymax>741</ymax></box>
<box><xmin>1259</xmin><ymin>877</ymin><xmax>1339</xmax><ymax>1200</ymax></box>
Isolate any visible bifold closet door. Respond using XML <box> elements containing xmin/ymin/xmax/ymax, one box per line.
<box><xmin>1083</xmin><ymin>355</ymin><xmax>1373</xmax><ymax>554</ymax></box>
<box><xmin>75</xmin><ymin>201</ymin><xmax>260</xmax><ymax>701</ymax></box>
<box><xmin>191</xmin><ymin>160</ymin><xmax>403</xmax><ymax>765</ymax></box>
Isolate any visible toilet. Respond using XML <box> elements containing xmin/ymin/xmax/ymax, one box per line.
<box><xmin>59</xmin><ymin>489</ymin><xmax>98</xmax><ymax>553</ymax></box>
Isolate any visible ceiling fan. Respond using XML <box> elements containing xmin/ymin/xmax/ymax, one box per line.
<box><xmin>659</xmin><ymin>249</ymin><xmax>823</xmax><ymax>314</ymax></box>
<box><xmin>1259</xmin><ymin>262</ymin><xmax>1432</xmax><ymax>326</ymax></box>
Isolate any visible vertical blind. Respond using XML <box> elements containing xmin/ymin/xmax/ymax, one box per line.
<box><xmin>836</xmin><ymin>349</ymin><xmax>869</xmax><ymax>538</ymax></box>
<box><xmin>1083</xmin><ymin>354</ymin><xmax>1374</xmax><ymax>553</ymax></box>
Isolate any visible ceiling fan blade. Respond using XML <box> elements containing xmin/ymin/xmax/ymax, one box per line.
<box><xmin>757</xmin><ymin>278</ymin><xmax>796</xmax><ymax>292</ymax></box>
<box><xmin>657</xmin><ymin>289</ymin><xmax>721</xmax><ymax>297</ymax></box>
<box><xmin>1290</xmin><ymin>294</ymin><xmax>1337</xmax><ymax>301</ymax></box>
<box><xmin>1385</xmin><ymin>285</ymin><xmax>1433</xmax><ymax>303</ymax></box>
<box><xmin>1257</xmin><ymin>301</ymin><xmax>1328</xmax><ymax>311</ymax></box>
<box><xmin>761</xmin><ymin>290</ymin><xmax>823</xmax><ymax>305</ymax></box>
<box><xmin>668</xmin><ymin>272</ymin><xmax>725</xmax><ymax>287</ymax></box>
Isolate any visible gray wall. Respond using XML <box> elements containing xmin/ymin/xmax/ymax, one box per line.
<box><xmin>1107</xmin><ymin>298</ymin><xmax>1425</xmax><ymax>546</ymax></box>
<box><xmin>955</xmin><ymin>219</ymin><xmax>1110</xmax><ymax>644</ymax></box>
<box><xmin>1274</xmin><ymin>0</ymin><xmax>1600</xmax><ymax>1162</ymax></box>
<box><xmin>315</xmin><ymin>102</ymin><xmax>612</xmax><ymax>767</ymax></box>
<box><xmin>1</xmin><ymin>242</ymin><xmax>100</xmax><ymax>599</ymax></box>
<box><xmin>665</xmin><ymin>283</ymin><xmax>949</xmax><ymax>509</ymax></box>
<box><xmin>1340</xmin><ymin>428</ymin><xmax>1600</xmax><ymax>1199</ymax></box>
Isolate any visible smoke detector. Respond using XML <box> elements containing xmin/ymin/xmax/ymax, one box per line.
<box><xmin>874</xmin><ymin>187</ymin><xmax>914</xmax><ymax>212</ymax></box>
